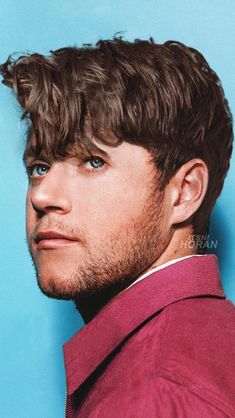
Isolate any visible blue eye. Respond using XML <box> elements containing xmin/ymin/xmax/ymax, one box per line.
<box><xmin>27</xmin><ymin>164</ymin><xmax>49</xmax><ymax>177</ymax></box>
<box><xmin>89</xmin><ymin>157</ymin><xmax>105</xmax><ymax>169</ymax></box>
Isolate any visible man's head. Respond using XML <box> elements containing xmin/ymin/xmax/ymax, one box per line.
<box><xmin>0</xmin><ymin>38</ymin><xmax>233</xmax><ymax>312</ymax></box>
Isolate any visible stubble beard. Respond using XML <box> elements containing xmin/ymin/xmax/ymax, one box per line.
<box><xmin>28</xmin><ymin>189</ymin><xmax>165</xmax><ymax>304</ymax></box>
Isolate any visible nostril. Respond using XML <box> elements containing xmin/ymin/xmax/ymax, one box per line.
<box><xmin>37</xmin><ymin>210</ymin><xmax>45</xmax><ymax>219</ymax></box>
<box><xmin>32</xmin><ymin>203</ymin><xmax>45</xmax><ymax>219</ymax></box>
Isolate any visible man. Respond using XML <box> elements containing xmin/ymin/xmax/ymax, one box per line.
<box><xmin>1</xmin><ymin>38</ymin><xmax>234</xmax><ymax>417</ymax></box>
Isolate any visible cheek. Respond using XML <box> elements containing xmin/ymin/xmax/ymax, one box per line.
<box><xmin>78</xmin><ymin>179</ymin><xmax>151</xmax><ymax>230</ymax></box>
<box><xmin>25</xmin><ymin>192</ymin><xmax>34</xmax><ymax>237</ymax></box>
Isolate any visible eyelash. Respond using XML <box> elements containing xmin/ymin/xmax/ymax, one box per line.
<box><xmin>84</xmin><ymin>156</ymin><xmax>106</xmax><ymax>172</ymax></box>
<box><xmin>26</xmin><ymin>163</ymin><xmax>49</xmax><ymax>178</ymax></box>
<box><xmin>25</xmin><ymin>156</ymin><xmax>106</xmax><ymax>178</ymax></box>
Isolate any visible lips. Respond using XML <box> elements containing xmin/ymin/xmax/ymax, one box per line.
<box><xmin>35</xmin><ymin>230</ymin><xmax>78</xmax><ymax>249</ymax></box>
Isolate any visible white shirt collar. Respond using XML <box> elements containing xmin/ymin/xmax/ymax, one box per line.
<box><xmin>124</xmin><ymin>254</ymin><xmax>205</xmax><ymax>293</ymax></box>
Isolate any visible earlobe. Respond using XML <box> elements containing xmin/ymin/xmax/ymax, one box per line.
<box><xmin>169</xmin><ymin>159</ymin><xmax>209</xmax><ymax>226</ymax></box>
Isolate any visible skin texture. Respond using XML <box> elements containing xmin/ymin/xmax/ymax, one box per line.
<box><xmin>24</xmin><ymin>138</ymin><xmax>208</xmax><ymax>322</ymax></box>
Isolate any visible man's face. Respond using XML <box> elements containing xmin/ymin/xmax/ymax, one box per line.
<box><xmin>25</xmin><ymin>138</ymin><xmax>170</xmax><ymax>300</ymax></box>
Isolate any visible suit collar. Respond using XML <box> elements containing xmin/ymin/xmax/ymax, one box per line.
<box><xmin>63</xmin><ymin>255</ymin><xmax>225</xmax><ymax>395</ymax></box>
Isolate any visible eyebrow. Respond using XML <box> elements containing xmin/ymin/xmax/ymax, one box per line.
<box><xmin>22</xmin><ymin>143</ymin><xmax>111</xmax><ymax>165</ymax></box>
<box><xmin>22</xmin><ymin>146</ymin><xmax>49</xmax><ymax>165</ymax></box>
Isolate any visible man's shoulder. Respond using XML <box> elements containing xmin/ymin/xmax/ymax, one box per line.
<box><xmin>149</xmin><ymin>296</ymin><xmax>235</xmax><ymax>415</ymax></box>
<box><xmin>140</xmin><ymin>293</ymin><xmax>235</xmax><ymax>355</ymax></box>
<box><xmin>162</xmin><ymin>296</ymin><xmax>235</xmax><ymax>354</ymax></box>
<box><xmin>75</xmin><ymin>297</ymin><xmax>235</xmax><ymax>418</ymax></box>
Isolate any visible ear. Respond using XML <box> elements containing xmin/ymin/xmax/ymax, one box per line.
<box><xmin>166</xmin><ymin>159</ymin><xmax>209</xmax><ymax>226</ymax></box>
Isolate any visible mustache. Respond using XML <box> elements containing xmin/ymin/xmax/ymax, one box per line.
<box><xmin>28</xmin><ymin>219</ymin><xmax>86</xmax><ymax>244</ymax></box>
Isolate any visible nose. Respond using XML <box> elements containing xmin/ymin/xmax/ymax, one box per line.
<box><xmin>28</xmin><ymin>162</ymin><xmax>72</xmax><ymax>217</ymax></box>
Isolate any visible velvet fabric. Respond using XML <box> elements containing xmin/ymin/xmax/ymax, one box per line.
<box><xmin>64</xmin><ymin>255</ymin><xmax>235</xmax><ymax>417</ymax></box>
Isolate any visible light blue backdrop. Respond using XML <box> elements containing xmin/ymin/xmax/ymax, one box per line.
<box><xmin>0</xmin><ymin>1</ymin><xmax>234</xmax><ymax>417</ymax></box>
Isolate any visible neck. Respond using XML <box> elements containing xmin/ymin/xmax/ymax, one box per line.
<box><xmin>74</xmin><ymin>277</ymin><xmax>134</xmax><ymax>323</ymax></box>
<box><xmin>75</xmin><ymin>226</ymin><xmax>197</xmax><ymax>323</ymax></box>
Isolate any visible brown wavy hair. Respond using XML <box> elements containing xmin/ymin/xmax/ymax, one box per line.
<box><xmin>0</xmin><ymin>37</ymin><xmax>233</xmax><ymax>238</ymax></box>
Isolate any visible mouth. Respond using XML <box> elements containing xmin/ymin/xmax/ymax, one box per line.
<box><xmin>35</xmin><ymin>230</ymin><xmax>78</xmax><ymax>250</ymax></box>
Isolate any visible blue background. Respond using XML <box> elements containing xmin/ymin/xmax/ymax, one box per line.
<box><xmin>0</xmin><ymin>1</ymin><xmax>234</xmax><ymax>416</ymax></box>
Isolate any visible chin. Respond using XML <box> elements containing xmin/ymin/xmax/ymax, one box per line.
<box><xmin>38</xmin><ymin>281</ymin><xmax>75</xmax><ymax>300</ymax></box>
<box><xmin>35</xmin><ymin>270</ymin><xmax>75</xmax><ymax>300</ymax></box>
